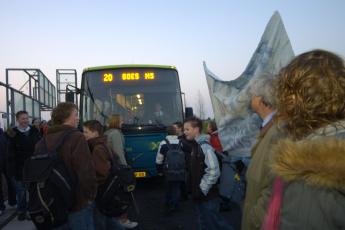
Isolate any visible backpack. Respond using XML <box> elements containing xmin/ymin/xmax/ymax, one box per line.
<box><xmin>23</xmin><ymin>129</ymin><xmax>78</xmax><ymax>230</ymax></box>
<box><xmin>96</xmin><ymin>154</ymin><xmax>136</xmax><ymax>217</ymax></box>
<box><xmin>164</xmin><ymin>138</ymin><xmax>186</xmax><ymax>182</ymax></box>
<box><xmin>217</xmin><ymin>154</ymin><xmax>246</xmax><ymax>204</ymax></box>
<box><xmin>200</xmin><ymin>141</ymin><xmax>246</xmax><ymax>204</ymax></box>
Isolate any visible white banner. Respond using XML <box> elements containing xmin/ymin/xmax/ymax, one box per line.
<box><xmin>204</xmin><ymin>11</ymin><xmax>294</xmax><ymax>157</ymax></box>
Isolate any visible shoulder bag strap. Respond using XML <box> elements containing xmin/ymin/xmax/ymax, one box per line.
<box><xmin>164</xmin><ymin>138</ymin><xmax>171</xmax><ymax>150</ymax></box>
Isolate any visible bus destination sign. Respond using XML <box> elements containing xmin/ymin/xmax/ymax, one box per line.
<box><xmin>103</xmin><ymin>72</ymin><xmax>155</xmax><ymax>82</ymax></box>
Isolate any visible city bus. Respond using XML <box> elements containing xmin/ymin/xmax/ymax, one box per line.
<box><xmin>80</xmin><ymin>65</ymin><xmax>186</xmax><ymax>178</ymax></box>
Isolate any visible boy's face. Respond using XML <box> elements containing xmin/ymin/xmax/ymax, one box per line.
<box><xmin>83</xmin><ymin>127</ymin><xmax>99</xmax><ymax>141</ymax></box>
<box><xmin>17</xmin><ymin>113</ymin><xmax>29</xmax><ymax>128</ymax></box>
<box><xmin>183</xmin><ymin>122</ymin><xmax>200</xmax><ymax>140</ymax></box>
<box><xmin>173</xmin><ymin>124</ymin><xmax>183</xmax><ymax>135</ymax></box>
<box><xmin>65</xmin><ymin>108</ymin><xmax>79</xmax><ymax>128</ymax></box>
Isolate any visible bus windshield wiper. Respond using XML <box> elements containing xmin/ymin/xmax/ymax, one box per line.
<box><xmin>86</xmin><ymin>82</ymin><xmax>107</xmax><ymax>121</ymax></box>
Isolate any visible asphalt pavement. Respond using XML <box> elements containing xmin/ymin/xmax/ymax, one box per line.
<box><xmin>1</xmin><ymin>177</ymin><xmax>242</xmax><ymax>230</ymax></box>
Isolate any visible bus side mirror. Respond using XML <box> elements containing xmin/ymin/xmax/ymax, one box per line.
<box><xmin>185</xmin><ymin>107</ymin><xmax>193</xmax><ymax>118</ymax></box>
<box><xmin>65</xmin><ymin>92</ymin><xmax>75</xmax><ymax>103</ymax></box>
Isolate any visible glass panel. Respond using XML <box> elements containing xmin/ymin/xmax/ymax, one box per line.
<box><xmin>14</xmin><ymin>92</ymin><xmax>24</xmax><ymax>113</ymax></box>
<box><xmin>83</xmin><ymin>95</ymin><xmax>93</xmax><ymax>121</ymax></box>
<box><xmin>44</xmin><ymin>77</ymin><xmax>49</xmax><ymax>92</ymax></box>
<box><xmin>33</xmin><ymin>85</ymin><xmax>39</xmax><ymax>100</ymax></box>
<box><xmin>45</xmin><ymin>92</ymin><xmax>49</xmax><ymax>105</ymax></box>
<box><xmin>39</xmin><ymin>74</ymin><xmax>44</xmax><ymax>87</ymax></box>
<box><xmin>40</xmin><ymin>88</ymin><xmax>45</xmax><ymax>104</ymax></box>
<box><xmin>25</xmin><ymin>96</ymin><xmax>33</xmax><ymax>117</ymax></box>
<box><xmin>50</xmin><ymin>95</ymin><xmax>53</xmax><ymax>107</ymax></box>
<box><xmin>34</xmin><ymin>101</ymin><xmax>40</xmax><ymax>118</ymax></box>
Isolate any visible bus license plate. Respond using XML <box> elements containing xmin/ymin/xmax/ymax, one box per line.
<box><xmin>134</xmin><ymin>172</ymin><xmax>146</xmax><ymax>178</ymax></box>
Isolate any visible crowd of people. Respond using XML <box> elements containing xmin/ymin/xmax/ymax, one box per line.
<box><xmin>0</xmin><ymin>104</ymin><xmax>137</xmax><ymax>230</ymax></box>
<box><xmin>0</xmin><ymin>49</ymin><xmax>344</xmax><ymax>230</ymax></box>
<box><xmin>154</xmin><ymin>49</ymin><xmax>345</xmax><ymax>230</ymax></box>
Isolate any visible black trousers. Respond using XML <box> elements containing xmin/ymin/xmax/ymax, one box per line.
<box><xmin>0</xmin><ymin>167</ymin><xmax>17</xmax><ymax>210</ymax></box>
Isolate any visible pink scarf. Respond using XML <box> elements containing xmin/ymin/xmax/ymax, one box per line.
<box><xmin>263</xmin><ymin>177</ymin><xmax>284</xmax><ymax>230</ymax></box>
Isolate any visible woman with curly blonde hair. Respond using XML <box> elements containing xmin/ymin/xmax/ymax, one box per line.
<box><xmin>263</xmin><ymin>50</ymin><xmax>345</xmax><ymax>230</ymax></box>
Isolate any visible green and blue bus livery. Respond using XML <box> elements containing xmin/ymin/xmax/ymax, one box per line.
<box><xmin>80</xmin><ymin>65</ymin><xmax>185</xmax><ymax>178</ymax></box>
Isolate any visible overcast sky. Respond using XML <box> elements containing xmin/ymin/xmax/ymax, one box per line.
<box><xmin>1</xmin><ymin>0</ymin><xmax>345</xmax><ymax>119</ymax></box>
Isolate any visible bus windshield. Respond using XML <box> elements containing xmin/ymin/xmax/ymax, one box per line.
<box><xmin>81</xmin><ymin>67</ymin><xmax>183</xmax><ymax>127</ymax></box>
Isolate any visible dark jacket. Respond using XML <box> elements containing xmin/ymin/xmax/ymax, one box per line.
<box><xmin>271</xmin><ymin>122</ymin><xmax>345</xmax><ymax>230</ymax></box>
<box><xmin>189</xmin><ymin>135</ymin><xmax>220</xmax><ymax>202</ymax></box>
<box><xmin>7</xmin><ymin>126</ymin><xmax>41</xmax><ymax>180</ymax></box>
<box><xmin>0</xmin><ymin>128</ymin><xmax>8</xmax><ymax>172</ymax></box>
<box><xmin>87</xmin><ymin>136</ymin><xmax>112</xmax><ymax>186</ymax></box>
<box><xmin>179</xmin><ymin>134</ymin><xmax>195</xmax><ymax>171</ymax></box>
<box><xmin>43</xmin><ymin>125</ymin><xmax>97</xmax><ymax>212</ymax></box>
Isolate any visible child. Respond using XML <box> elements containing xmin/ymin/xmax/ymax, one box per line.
<box><xmin>183</xmin><ymin>116</ymin><xmax>233</xmax><ymax>230</ymax></box>
<box><xmin>83</xmin><ymin>120</ymin><xmax>124</xmax><ymax>230</ymax></box>
<box><xmin>207</xmin><ymin>121</ymin><xmax>223</xmax><ymax>153</ymax></box>
<box><xmin>156</xmin><ymin>126</ymin><xmax>185</xmax><ymax>213</ymax></box>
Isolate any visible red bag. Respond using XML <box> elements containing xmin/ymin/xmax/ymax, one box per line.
<box><xmin>263</xmin><ymin>177</ymin><xmax>284</xmax><ymax>230</ymax></box>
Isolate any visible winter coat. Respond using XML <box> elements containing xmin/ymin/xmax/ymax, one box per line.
<box><xmin>179</xmin><ymin>134</ymin><xmax>194</xmax><ymax>169</ymax></box>
<box><xmin>87</xmin><ymin>136</ymin><xmax>112</xmax><ymax>186</ymax></box>
<box><xmin>43</xmin><ymin>125</ymin><xmax>97</xmax><ymax>212</ymax></box>
<box><xmin>209</xmin><ymin>131</ymin><xmax>223</xmax><ymax>153</ymax></box>
<box><xmin>6</xmin><ymin>126</ymin><xmax>41</xmax><ymax>180</ymax></box>
<box><xmin>189</xmin><ymin>134</ymin><xmax>220</xmax><ymax>201</ymax></box>
<box><xmin>270</xmin><ymin>121</ymin><xmax>345</xmax><ymax>230</ymax></box>
<box><xmin>242</xmin><ymin>121</ymin><xmax>284</xmax><ymax>230</ymax></box>
<box><xmin>0</xmin><ymin>128</ymin><xmax>7</xmax><ymax>172</ymax></box>
<box><xmin>105</xmin><ymin>128</ymin><xmax>127</xmax><ymax>165</ymax></box>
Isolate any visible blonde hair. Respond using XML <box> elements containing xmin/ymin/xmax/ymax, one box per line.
<box><xmin>276</xmin><ymin>49</ymin><xmax>345</xmax><ymax>140</ymax></box>
<box><xmin>108</xmin><ymin>114</ymin><xmax>121</xmax><ymax>129</ymax></box>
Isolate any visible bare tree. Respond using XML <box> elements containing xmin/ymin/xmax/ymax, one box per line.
<box><xmin>196</xmin><ymin>90</ymin><xmax>206</xmax><ymax>119</ymax></box>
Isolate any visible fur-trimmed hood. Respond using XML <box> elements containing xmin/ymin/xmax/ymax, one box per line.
<box><xmin>272</xmin><ymin>135</ymin><xmax>345</xmax><ymax>193</ymax></box>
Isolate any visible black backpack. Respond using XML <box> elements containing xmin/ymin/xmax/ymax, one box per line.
<box><xmin>164</xmin><ymin>138</ymin><xmax>186</xmax><ymax>182</ymax></box>
<box><xmin>23</xmin><ymin>129</ymin><xmax>78</xmax><ymax>229</ymax></box>
<box><xmin>96</xmin><ymin>154</ymin><xmax>136</xmax><ymax>217</ymax></box>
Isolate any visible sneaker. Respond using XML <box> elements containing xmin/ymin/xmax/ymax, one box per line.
<box><xmin>17</xmin><ymin>212</ymin><xmax>26</xmax><ymax>221</ymax></box>
<box><xmin>120</xmin><ymin>219</ymin><xmax>138</xmax><ymax>229</ymax></box>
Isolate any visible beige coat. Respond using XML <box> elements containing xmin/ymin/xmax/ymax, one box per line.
<box><xmin>105</xmin><ymin>128</ymin><xmax>127</xmax><ymax>165</ymax></box>
<box><xmin>242</xmin><ymin>122</ymin><xmax>284</xmax><ymax>230</ymax></box>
